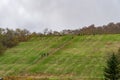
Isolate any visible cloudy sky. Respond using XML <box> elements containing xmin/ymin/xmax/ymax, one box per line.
<box><xmin>0</xmin><ymin>0</ymin><xmax>120</xmax><ymax>32</ymax></box>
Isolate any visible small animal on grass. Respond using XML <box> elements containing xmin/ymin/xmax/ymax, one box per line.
<box><xmin>41</xmin><ymin>52</ymin><xmax>49</xmax><ymax>57</ymax></box>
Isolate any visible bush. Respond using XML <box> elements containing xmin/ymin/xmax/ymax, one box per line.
<box><xmin>2</xmin><ymin>37</ymin><xmax>19</xmax><ymax>48</ymax></box>
<box><xmin>0</xmin><ymin>43</ymin><xmax>6</xmax><ymax>55</ymax></box>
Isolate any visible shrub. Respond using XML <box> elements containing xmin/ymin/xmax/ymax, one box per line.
<box><xmin>0</xmin><ymin>42</ymin><xmax>6</xmax><ymax>55</ymax></box>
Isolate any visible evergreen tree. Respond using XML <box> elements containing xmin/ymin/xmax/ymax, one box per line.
<box><xmin>104</xmin><ymin>53</ymin><xmax>120</xmax><ymax>80</ymax></box>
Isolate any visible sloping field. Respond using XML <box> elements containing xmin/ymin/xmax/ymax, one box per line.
<box><xmin>0</xmin><ymin>34</ymin><xmax>120</xmax><ymax>80</ymax></box>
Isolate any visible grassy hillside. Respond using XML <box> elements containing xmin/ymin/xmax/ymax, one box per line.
<box><xmin>1</xmin><ymin>34</ymin><xmax>120</xmax><ymax>80</ymax></box>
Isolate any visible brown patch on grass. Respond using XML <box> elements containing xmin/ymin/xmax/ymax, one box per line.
<box><xmin>3</xmin><ymin>73</ymin><xmax>75</xmax><ymax>80</ymax></box>
<box><xmin>105</xmin><ymin>42</ymin><xmax>112</xmax><ymax>46</ymax></box>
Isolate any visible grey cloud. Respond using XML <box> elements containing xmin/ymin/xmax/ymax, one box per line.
<box><xmin>0</xmin><ymin>0</ymin><xmax>120</xmax><ymax>32</ymax></box>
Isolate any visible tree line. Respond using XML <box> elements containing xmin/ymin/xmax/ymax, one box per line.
<box><xmin>79</xmin><ymin>22</ymin><xmax>120</xmax><ymax>35</ymax></box>
<box><xmin>15</xmin><ymin>22</ymin><xmax>120</xmax><ymax>36</ymax></box>
<box><xmin>42</xmin><ymin>22</ymin><xmax>120</xmax><ymax>36</ymax></box>
<box><xmin>0</xmin><ymin>28</ymin><xmax>31</xmax><ymax>55</ymax></box>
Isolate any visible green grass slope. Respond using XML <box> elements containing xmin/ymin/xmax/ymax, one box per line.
<box><xmin>1</xmin><ymin>34</ymin><xmax>120</xmax><ymax>80</ymax></box>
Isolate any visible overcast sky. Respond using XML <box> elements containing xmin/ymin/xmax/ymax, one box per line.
<box><xmin>0</xmin><ymin>0</ymin><xmax>120</xmax><ymax>32</ymax></box>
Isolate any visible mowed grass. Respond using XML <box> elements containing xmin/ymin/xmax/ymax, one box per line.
<box><xmin>0</xmin><ymin>34</ymin><xmax>120</xmax><ymax>80</ymax></box>
<box><xmin>0</xmin><ymin>36</ymin><xmax>72</xmax><ymax>76</ymax></box>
